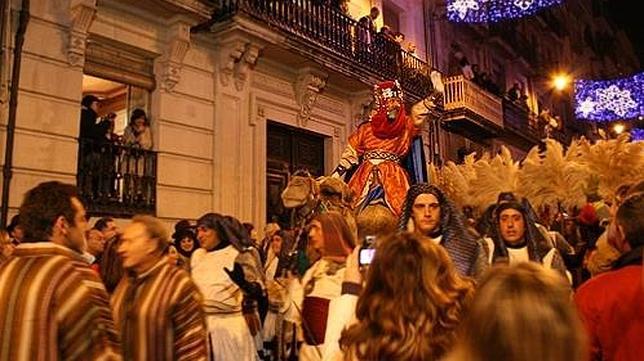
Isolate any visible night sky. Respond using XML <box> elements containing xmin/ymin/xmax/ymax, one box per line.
<box><xmin>605</xmin><ymin>0</ymin><xmax>643</xmax><ymax>66</ymax></box>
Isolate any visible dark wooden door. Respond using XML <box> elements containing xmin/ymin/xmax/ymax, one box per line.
<box><xmin>266</xmin><ymin>121</ymin><xmax>326</xmax><ymax>226</ymax></box>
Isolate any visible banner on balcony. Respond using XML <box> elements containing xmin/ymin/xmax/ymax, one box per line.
<box><xmin>447</xmin><ymin>0</ymin><xmax>563</xmax><ymax>23</ymax></box>
<box><xmin>574</xmin><ymin>72</ymin><xmax>644</xmax><ymax>122</ymax></box>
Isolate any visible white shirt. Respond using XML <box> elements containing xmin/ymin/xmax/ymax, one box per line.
<box><xmin>507</xmin><ymin>246</ymin><xmax>530</xmax><ymax>265</ymax></box>
<box><xmin>191</xmin><ymin>245</ymin><xmax>243</xmax><ymax>313</ymax></box>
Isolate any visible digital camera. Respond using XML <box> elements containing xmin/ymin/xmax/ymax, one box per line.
<box><xmin>359</xmin><ymin>235</ymin><xmax>376</xmax><ymax>267</ymax></box>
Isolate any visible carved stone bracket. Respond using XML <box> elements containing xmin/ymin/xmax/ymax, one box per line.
<box><xmin>160</xmin><ymin>18</ymin><xmax>192</xmax><ymax>92</ymax></box>
<box><xmin>350</xmin><ymin>90</ymin><xmax>374</xmax><ymax>129</ymax></box>
<box><xmin>68</xmin><ymin>0</ymin><xmax>97</xmax><ymax>67</ymax></box>
<box><xmin>293</xmin><ymin>68</ymin><xmax>327</xmax><ymax>127</ymax></box>
<box><xmin>218</xmin><ymin>38</ymin><xmax>263</xmax><ymax>91</ymax></box>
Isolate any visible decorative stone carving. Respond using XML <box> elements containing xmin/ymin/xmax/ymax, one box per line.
<box><xmin>293</xmin><ymin>68</ymin><xmax>327</xmax><ymax>127</ymax></box>
<box><xmin>218</xmin><ymin>39</ymin><xmax>263</xmax><ymax>91</ymax></box>
<box><xmin>160</xmin><ymin>18</ymin><xmax>192</xmax><ymax>91</ymax></box>
<box><xmin>219</xmin><ymin>40</ymin><xmax>246</xmax><ymax>87</ymax></box>
<box><xmin>234</xmin><ymin>43</ymin><xmax>261</xmax><ymax>91</ymax></box>
<box><xmin>350</xmin><ymin>90</ymin><xmax>374</xmax><ymax>129</ymax></box>
<box><xmin>253</xmin><ymin>104</ymin><xmax>265</xmax><ymax>126</ymax></box>
<box><xmin>68</xmin><ymin>0</ymin><xmax>97</xmax><ymax>67</ymax></box>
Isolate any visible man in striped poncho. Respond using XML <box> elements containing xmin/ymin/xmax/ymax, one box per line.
<box><xmin>111</xmin><ymin>215</ymin><xmax>207</xmax><ymax>361</ymax></box>
<box><xmin>0</xmin><ymin>181</ymin><xmax>122</xmax><ymax>360</ymax></box>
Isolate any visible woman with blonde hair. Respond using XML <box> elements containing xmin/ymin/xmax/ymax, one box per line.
<box><xmin>447</xmin><ymin>262</ymin><xmax>586</xmax><ymax>361</ymax></box>
<box><xmin>337</xmin><ymin>232</ymin><xmax>474</xmax><ymax>361</ymax></box>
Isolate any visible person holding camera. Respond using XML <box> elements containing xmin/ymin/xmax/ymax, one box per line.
<box><xmin>323</xmin><ymin>232</ymin><xmax>474</xmax><ymax>361</ymax></box>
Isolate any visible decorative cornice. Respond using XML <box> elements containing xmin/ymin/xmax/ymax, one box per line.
<box><xmin>68</xmin><ymin>0</ymin><xmax>97</xmax><ymax>67</ymax></box>
<box><xmin>293</xmin><ymin>68</ymin><xmax>327</xmax><ymax>127</ymax></box>
<box><xmin>160</xmin><ymin>17</ymin><xmax>192</xmax><ymax>92</ymax></box>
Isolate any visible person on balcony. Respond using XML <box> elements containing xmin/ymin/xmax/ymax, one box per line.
<box><xmin>79</xmin><ymin>95</ymin><xmax>112</xmax><ymax>199</ymax></box>
<box><xmin>123</xmin><ymin>108</ymin><xmax>154</xmax><ymax>203</ymax></box>
<box><xmin>507</xmin><ymin>82</ymin><xmax>521</xmax><ymax>102</ymax></box>
<box><xmin>80</xmin><ymin>94</ymin><xmax>110</xmax><ymax>143</ymax></box>
<box><xmin>123</xmin><ymin>108</ymin><xmax>153</xmax><ymax>149</ymax></box>
<box><xmin>357</xmin><ymin>7</ymin><xmax>379</xmax><ymax>61</ymax></box>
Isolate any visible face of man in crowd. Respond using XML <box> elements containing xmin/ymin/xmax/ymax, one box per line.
<box><xmin>86</xmin><ymin>229</ymin><xmax>105</xmax><ymax>256</ymax></box>
<box><xmin>64</xmin><ymin>197</ymin><xmax>89</xmax><ymax>253</ymax></box>
<box><xmin>271</xmin><ymin>234</ymin><xmax>283</xmax><ymax>255</ymax></box>
<box><xmin>370</xmin><ymin>8</ymin><xmax>380</xmax><ymax>20</ymax></box>
<box><xmin>411</xmin><ymin>193</ymin><xmax>441</xmax><ymax>236</ymax></box>
<box><xmin>118</xmin><ymin>222</ymin><xmax>158</xmax><ymax>272</ymax></box>
<box><xmin>179</xmin><ymin>236</ymin><xmax>194</xmax><ymax>252</ymax></box>
<box><xmin>10</xmin><ymin>226</ymin><xmax>24</xmax><ymax>242</ymax></box>
<box><xmin>197</xmin><ymin>226</ymin><xmax>219</xmax><ymax>251</ymax></box>
<box><xmin>307</xmin><ymin>220</ymin><xmax>324</xmax><ymax>251</ymax></box>
<box><xmin>499</xmin><ymin>208</ymin><xmax>526</xmax><ymax>245</ymax></box>
<box><xmin>102</xmin><ymin>221</ymin><xmax>118</xmax><ymax>240</ymax></box>
<box><xmin>90</xmin><ymin>100</ymin><xmax>100</xmax><ymax>113</ymax></box>
<box><xmin>307</xmin><ymin>220</ymin><xmax>324</xmax><ymax>263</ymax></box>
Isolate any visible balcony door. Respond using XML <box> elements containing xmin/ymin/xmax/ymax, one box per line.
<box><xmin>266</xmin><ymin>121</ymin><xmax>326</xmax><ymax>226</ymax></box>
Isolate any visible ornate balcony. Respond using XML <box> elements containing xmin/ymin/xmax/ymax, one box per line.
<box><xmin>442</xmin><ymin>75</ymin><xmax>504</xmax><ymax>140</ymax></box>
<box><xmin>77</xmin><ymin>140</ymin><xmax>157</xmax><ymax>217</ymax></box>
<box><xmin>209</xmin><ymin>0</ymin><xmax>434</xmax><ymax>102</ymax></box>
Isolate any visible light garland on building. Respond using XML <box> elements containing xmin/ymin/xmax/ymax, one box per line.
<box><xmin>446</xmin><ymin>0</ymin><xmax>563</xmax><ymax>23</ymax></box>
<box><xmin>631</xmin><ymin>128</ymin><xmax>644</xmax><ymax>141</ymax></box>
<box><xmin>574</xmin><ymin>72</ymin><xmax>644</xmax><ymax>122</ymax></box>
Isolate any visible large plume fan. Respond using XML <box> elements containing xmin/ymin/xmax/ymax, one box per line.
<box><xmin>518</xmin><ymin>138</ymin><xmax>590</xmax><ymax>210</ymax></box>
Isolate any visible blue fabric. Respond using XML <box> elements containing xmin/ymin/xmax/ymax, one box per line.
<box><xmin>403</xmin><ymin>136</ymin><xmax>428</xmax><ymax>185</ymax></box>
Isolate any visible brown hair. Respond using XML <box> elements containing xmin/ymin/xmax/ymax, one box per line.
<box><xmin>340</xmin><ymin>232</ymin><xmax>474</xmax><ymax>361</ymax></box>
<box><xmin>131</xmin><ymin>215</ymin><xmax>170</xmax><ymax>253</ymax></box>
<box><xmin>314</xmin><ymin>211</ymin><xmax>356</xmax><ymax>258</ymax></box>
<box><xmin>616</xmin><ymin>192</ymin><xmax>644</xmax><ymax>248</ymax></box>
<box><xmin>19</xmin><ymin>181</ymin><xmax>79</xmax><ymax>242</ymax></box>
<box><xmin>446</xmin><ymin>262</ymin><xmax>586</xmax><ymax>361</ymax></box>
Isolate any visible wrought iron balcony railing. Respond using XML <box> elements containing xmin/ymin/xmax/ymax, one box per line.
<box><xmin>77</xmin><ymin>139</ymin><xmax>157</xmax><ymax>217</ymax></box>
<box><xmin>212</xmin><ymin>0</ymin><xmax>434</xmax><ymax>100</ymax></box>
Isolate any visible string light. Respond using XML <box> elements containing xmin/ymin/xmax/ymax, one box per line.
<box><xmin>631</xmin><ymin>128</ymin><xmax>644</xmax><ymax>141</ymax></box>
<box><xmin>447</xmin><ymin>0</ymin><xmax>563</xmax><ymax>23</ymax></box>
<box><xmin>574</xmin><ymin>72</ymin><xmax>644</xmax><ymax>122</ymax></box>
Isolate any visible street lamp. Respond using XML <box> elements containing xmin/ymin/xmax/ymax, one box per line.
<box><xmin>551</xmin><ymin>73</ymin><xmax>571</xmax><ymax>91</ymax></box>
<box><xmin>613</xmin><ymin>123</ymin><xmax>625</xmax><ymax>135</ymax></box>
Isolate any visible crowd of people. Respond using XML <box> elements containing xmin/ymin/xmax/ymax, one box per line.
<box><xmin>0</xmin><ymin>173</ymin><xmax>641</xmax><ymax>360</ymax></box>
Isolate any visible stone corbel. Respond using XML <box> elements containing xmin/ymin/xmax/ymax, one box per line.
<box><xmin>218</xmin><ymin>39</ymin><xmax>263</xmax><ymax>91</ymax></box>
<box><xmin>68</xmin><ymin>0</ymin><xmax>97</xmax><ymax>67</ymax></box>
<box><xmin>160</xmin><ymin>18</ymin><xmax>191</xmax><ymax>92</ymax></box>
<box><xmin>234</xmin><ymin>43</ymin><xmax>262</xmax><ymax>91</ymax></box>
<box><xmin>350</xmin><ymin>90</ymin><xmax>374</xmax><ymax>128</ymax></box>
<box><xmin>293</xmin><ymin>68</ymin><xmax>328</xmax><ymax>127</ymax></box>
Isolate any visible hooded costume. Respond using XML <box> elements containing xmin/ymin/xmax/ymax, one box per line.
<box><xmin>399</xmin><ymin>183</ymin><xmax>486</xmax><ymax>278</ymax></box>
<box><xmin>485</xmin><ymin>199</ymin><xmax>568</xmax><ymax>278</ymax></box>
<box><xmin>190</xmin><ymin>213</ymin><xmax>265</xmax><ymax>361</ymax></box>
